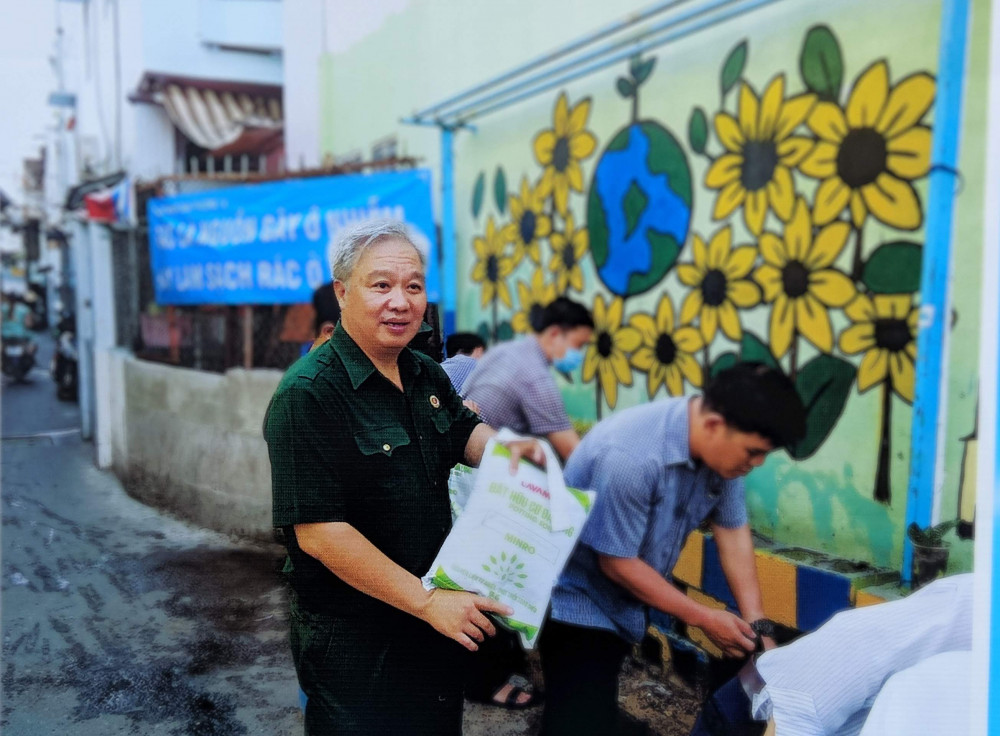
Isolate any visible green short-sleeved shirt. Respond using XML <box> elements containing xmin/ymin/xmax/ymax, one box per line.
<box><xmin>264</xmin><ymin>324</ymin><xmax>482</xmax><ymax>616</ymax></box>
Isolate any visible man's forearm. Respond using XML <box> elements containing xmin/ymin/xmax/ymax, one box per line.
<box><xmin>294</xmin><ymin>521</ymin><xmax>431</xmax><ymax>618</ymax></box>
<box><xmin>712</xmin><ymin>523</ymin><xmax>766</xmax><ymax>620</ymax></box>
<box><xmin>598</xmin><ymin>555</ymin><xmax>712</xmax><ymax>627</ymax></box>
<box><xmin>463</xmin><ymin>423</ymin><xmax>496</xmax><ymax>466</ymax></box>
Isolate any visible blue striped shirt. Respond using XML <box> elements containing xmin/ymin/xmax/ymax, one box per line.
<box><xmin>440</xmin><ymin>354</ymin><xmax>478</xmax><ymax>395</ymax></box>
<box><xmin>550</xmin><ymin>397</ymin><xmax>746</xmax><ymax>642</ymax></box>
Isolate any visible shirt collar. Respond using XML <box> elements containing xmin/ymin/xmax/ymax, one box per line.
<box><xmin>329</xmin><ymin>323</ymin><xmax>422</xmax><ymax>391</ymax></box>
<box><xmin>662</xmin><ymin>397</ymin><xmax>697</xmax><ymax>469</ymax></box>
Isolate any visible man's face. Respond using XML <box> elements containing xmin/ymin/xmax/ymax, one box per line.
<box><xmin>702</xmin><ymin>422</ymin><xmax>774</xmax><ymax>479</ymax></box>
<box><xmin>555</xmin><ymin>326</ymin><xmax>594</xmax><ymax>357</ymax></box>
<box><xmin>335</xmin><ymin>238</ymin><xmax>427</xmax><ymax>357</ymax></box>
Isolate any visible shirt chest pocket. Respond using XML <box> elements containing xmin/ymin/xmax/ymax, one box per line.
<box><xmin>352</xmin><ymin>426</ymin><xmax>413</xmax><ymax>497</ymax></box>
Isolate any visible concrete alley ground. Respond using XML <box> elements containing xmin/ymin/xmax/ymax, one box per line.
<box><xmin>1</xmin><ymin>337</ymin><xmax>699</xmax><ymax>735</ymax></box>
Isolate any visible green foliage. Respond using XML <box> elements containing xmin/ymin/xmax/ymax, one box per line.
<box><xmin>740</xmin><ymin>332</ymin><xmax>780</xmax><ymax>369</ymax></box>
<box><xmin>630</xmin><ymin>55</ymin><xmax>656</xmax><ymax>85</ymax></box>
<box><xmin>789</xmin><ymin>355</ymin><xmax>858</xmax><ymax>459</ymax></box>
<box><xmin>471</xmin><ymin>172</ymin><xmax>486</xmax><ymax>218</ymax></box>
<box><xmin>497</xmin><ymin>320</ymin><xmax>514</xmax><ymax>342</ymax></box>
<box><xmin>721</xmin><ymin>41</ymin><xmax>748</xmax><ymax>97</ymax></box>
<box><xmin>616</xmin><ymin>77</ymin><xmax>635</xmax><ymax>98</ymax></box>
<box><xmin>862</xmin><ymin>242</ymin><xmax>923</xmax><ymax>293</ymax></box>
<box><xmin>623</xmin><ymin>181</ymin><xmax>649</xmax><ymax>239</ymax></box>
<box><xmin>907</xmin><ymin>520</ymin><xmax>956</xmax><ymax>547</ymax></box>
<box><xmin>688</xmin><ymin>107</ymin><xmax>709</xmax><ymax>154</ymax></box>
<box><xmin>800</xmin><ymin>26</ymin><xmax>844</xmax><ymax>102</ymax></box>
<box><xmin>493</xmin><ymin>167</ymin><xmax>507</xmax><ymax>214</ymax></box>
<box><xmin>710</xmin><ymin>351</ymin><xmax>739</xmax><ymax>377</ymax></box>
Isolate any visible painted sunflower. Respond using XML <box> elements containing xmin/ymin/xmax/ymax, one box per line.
<box><xmin>533</xmin><ymin>93</ymin><xmax>598</xmax><ymax>215</ymax></box>
<box><xmin>706</xmin><ymin>76</ymin><xmax>816</xmax><ymax>235</ymax></box>
<box><xmin>582</xmin><ymin>294</ymin><xmax>641</xmax><ymax>409</ymax></box>
<box><xmin>838</xmin><ymin>293</ymin><xmax>918</xmax><ymax>402</ymax></box>
<box><xmin>677</xmin><ymin>226</ymin><xmax>761</xmax><ymax>344</ymax></box>
<box><xmin>629</xmin><ymin>294</ymin><xmax>705</xmax><ymax>398</ymax></box>
<box><xmin>507</xmin><ymin>176</ymin><xmax>552</xmax><ymax>265</ymax></box>
<box><xmin>800</xmin><ymin>61</ymin><xmax>934</xmax><ymax>230</ymax></box>
<box><xmin>471</xmin><ymin>215</ymin><xmax>516</xmax><ymax>308</ymax></box>
<box><xmin>548</xmin><ymin>213</ymin><xmax>589</xmax><ymax>294</ymax></box>
<box><xmin>752</xmin><ymin>198</ymin><xmax>856</xmax><ymax>358</ymax></box>
<box><xmin>511</xmin><ymin>268</ymin><xmax>556</xmax><ymax>334</ymax></box>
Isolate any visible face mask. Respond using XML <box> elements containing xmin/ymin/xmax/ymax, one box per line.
<box><xmin>554</xmin><ymin>347</ymin><xmax>584</xmax><ymax>373</ymax></box>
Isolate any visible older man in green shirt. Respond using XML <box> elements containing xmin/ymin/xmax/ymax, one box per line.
<box><xmin>264</xmin><ymin>220</ymin><xmax>542</xmax><ymax>735</ymax></box>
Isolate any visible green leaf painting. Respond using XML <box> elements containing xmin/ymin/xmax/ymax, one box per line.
<box><xmin>710</xmin><ymin>352</ymin><xmax>739</xmax><ymax>377</ymax></box>
<box><xmin>789</xmin><ymin>355</ymin><xmax>858</xmax><ymax>459</ymax></box>
<box><xmin>471</xmin><ymin>171</ymin><xmax>485</xmax><ymax>218</ymax></box>
<box><xmin>740</xmin><ymin>332</ymin><xmax>780</xmax><ymax>370</ymax></box>
<box><xmin>800</xmin><ymin>25</ymin><xmax>844</xmax><ymax>102</ymax></box>
<box><xmin>616</xmin><ymin>77</ymin><xmax>635</xmax><ymax>98</ymax></box>
<box><xmin>721</xmin><ymin>41</ymin><xmax>748</xmax><ymax>97</ymax></box>
<box><xmin>493</xmin><ymin>166</ymin><xmax>507</xmax><ymax>214</ymax></box>
<box><xmin>862</xmin><ymin>241</ymin><xmax>923</xmax><ymax>294</ymax></box>
<box><xmin>688</xmin><ymin>107</ymin><xmax>708</xmax><ymax>154</ymax></box>
<box><xmin>630</xmin><ymin>55</ymin><xmax>656</xmax><ymax>85</ymax></box>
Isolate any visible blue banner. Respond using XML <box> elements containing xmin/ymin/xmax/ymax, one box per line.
<box><xmin>147</xmin><ymin>170</ymin><xmax>438</xmax><ymax>305</ymax></box>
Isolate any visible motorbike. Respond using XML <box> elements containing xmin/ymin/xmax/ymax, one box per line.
<box><xmin>51</xmin><ymin>310</ymin><xmax>79</xmax><ymax>401</ymax></box>
<box><xmin>2</xmin><ymin>337</ymin><xmax>37</xmax><ymax>383</ymax></box>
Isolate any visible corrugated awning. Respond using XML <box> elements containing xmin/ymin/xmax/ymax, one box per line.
<box><xmin>130</xmin><ymin>72</ymin><xmax>283</xmax><ymax>155</ymax></box>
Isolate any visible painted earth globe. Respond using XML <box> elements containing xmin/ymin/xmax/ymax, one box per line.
<box><xmin>586</xmin><ymin>121</ymin><xmax>693</xmax><ymax>297</ymax></box>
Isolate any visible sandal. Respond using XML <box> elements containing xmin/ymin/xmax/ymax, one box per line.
<box><xmin>468</xmin><ymin>681</ymin><xmax>543</xmax><ymax>710</ymax></box>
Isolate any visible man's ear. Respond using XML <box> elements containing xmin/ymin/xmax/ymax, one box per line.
<box><xmin>471</xmin><ymin>346</ymin><xmax>485</xmax><ymax>359</ymax></box>
<box><xmin>701</xmin><ymin>411</ymin><xmax>727</xmax><ymax>435</ymax></box>
<box><xmin>333</xmin><ymin>280</ymin><xmax>347</xmax><ymax>306</ymax></box>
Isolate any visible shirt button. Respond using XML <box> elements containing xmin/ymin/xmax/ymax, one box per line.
<box><xmin>383</xmin><ymin>443</ymin><xmax>391</xmax><ymax>451</ymax></box>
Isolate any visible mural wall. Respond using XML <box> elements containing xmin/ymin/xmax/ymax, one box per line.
<box><xmin>452</xmin><ymin>0</ymin><xmax>981</xmax><ymax>570</ymax></box>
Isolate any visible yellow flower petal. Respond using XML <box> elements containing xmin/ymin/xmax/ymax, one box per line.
<box><xmin>566</xmin><ymin>160</ymin><xmax>584</xmax><ymax>193</ymax></box>
<box><xmin>480</xmin><ymin>281</ymin><xmax>494</xmax><ymax>307</ymax></box>
<box><xmin>713</xmin><ymin>180</ymin><xmax>746</xmax><ymax>220</ymax></box>
<box><xmin>691</xmin><ymin>233</ymin><xmax>709</xmax><ymax>270</ymax></box>
<box><xmin>739</xmin><ymin>83</ymin><xmax>760</xmax><ymax>138</ymax></box>
<box><xmin>846</xmin><ymin>294</ymin><xmax>876</xmax><ymax>322</ymax></box>
<box><xmin>724</xmin><ymin>246</ymin><xmax>758</xmax><ymax>280</ymax></box>
<box><xmin>656</xmin><ymin>294</ymin><xmax>676</xmax><ymax>334</ymax></box>
<box><xmin>606</xmin><ymin>297</ymin><xmax>624</xmax><ymax>330</ymax></box>
<box><xmin>876</xmin><ymin>294</ymin><xmax>914</xmax><ymax>320</ymax></box>
<box><xmin>770</xmin><ymin>294</ymin><xmax>795</xmax><ymax>358</ymax></box>
<box><xmin>512</xmin><ymin>311</ymin><xmax>530</xmax><ymax>333</ymax></box>
<box><xmin>718</xmin><ymin>301</ymin><xmax>743</xmax><ymax>341</ymax></box>
<box><xmin>677</xmin><ymin>263</ymin><xmax>704</xmax><ymax>287</ymax></box>
<box><xmin>775</xmin><ymin>93</ymin><xmax>816</xmax><ymax>140</ymax></box>
<box><xmin>629</xmin><ymin>313</ymin><xmax>658</xmax><ymax>346</ymax></box>
<box><xmin>847</xmin><ymin>61</ymin><xmax>889</xmax><ymax>128</ymax></box>
<box><xmin>700</xmin><ymin>306</ymin><xmax>719</xmax><ymax>344</ymax></box>
<box><xmin>754</xmin><ymin>264</ymin><xmax>784</xmax><ymax>302</ymax></box>
<box><xmin>648</xmin><ymin>364</ymin><xmax>667</xmax><ymax>397</ymax></box>
<box><xmin>809</xmin><ymin>102</ymin><xmax>849</xmax><ymax>143</ymax></box>
<box><xmin>614</xmin><ymin>325</ymin><xmax>643</xmax><ymax>353</ymax></box>
<box><xmin>728</xmin><ymin>279</ymin><xmax>762</xmax><ymax>308</ymax></box>
<box><xmin>610</xmin><ymin>351</ymin><xmax>634</xmax><ymax>385</ymax></box>
<box><xmin>890</xmin><ymin>352</ymin><xmax>915</xmax><ymax>402</ymax></box>
<box><xmin>767</xmin><ymin>165</ymin><xmax>795</xmax><ymax>221</ymax></box>
<box><xmin>858</xmin><ymin>348</ymin><xmax>890</xmax><ymax>392</ymax></box>
<box><xmin>665</xmin><ymin>364</ymin><xmax>684</xmax><ymax>396</ymax></box>
<box><xmin>707</xmin><ymin>227</ymin><xmax>732</xmax><ymax>270</ymax></box>
<box><xmin>809</xmin><ymin>269</ymin><xmax>856</xmax><ymax>308</ymax></box>
<box><xmin>567</xmin><ymin>97</ymin><xmax>592</xmax><ymax>135</ymax></box>
<box><xmin>599</xmin><ymin>360</ymin><xmax>619</xmax><ymax>408</ymax></box>
<box><xmin>536</xmin><ymin>167</ymin><xmax>554</xmax><ymax>199</ymax></box>
<box><xmin>554</xmin><ymin>93</ymin><xmax>570</xmax><ymax>136</ymax></box>
<box><xmin>799</xmin><ymin>141</ymin><xmax>838</xmax><ymax>179</ymax></box>
<box><xmin>813</xmin><ymin>177</ymin><xmax>852</xmax><ymax>225</ymax></box>
<box><xmin>680</xmin><ymin>290</ymin><xmax>704</xmax><ymax>326</ymax></box>
<box><xmin>796</xmin><ymin>293</ymin><xmax>834</xmax><ymax>352</ymax></box>
<box><xmin>570</xmin><ymin>130</ymin><xmax>597</xmax><ymax>160</ymax></box>
<box><xmin>534</xmin><ymin>131</ymin><xmax>556</xmax><ymax>166</ymax></box>
<box><xmin>806</xmin><ymin>221</ymin><xmax>851</xmax><ymax>269</ymax></box>
<box><xmin>759</xmin><ymin>233</ymin><xmax>788</xmax><ymax>268</ymax></box>
<box><xmin>861</xmin><ymin>173</ymin><xmax>922</xmax><ymax>230</ymax></box>
<box><xmin>715</xmin><ymin>113</ymin><xmax>745</xmax><ymax>151</ymax></box>
<box><xmin>878</xmin><ymin>72</ymin><xmax>935</xmax><ymax>138</ymax></box>
<box><xmin>677</xmin><ymin>352</ymin><xmax>704</xmax><ymax>388</ymax></box>
<box><xmin>569</xmin><ymin>265</ymin><xmax>585</xmax><ymax>293</ymax></box>
<box><xmin>850</xmin><ymin>191</ymin><xmax>868</xmax><ymax>229</ymax></box>
<box><xmin>744</xmin><ymin>190</ymin><xmax>768</xmax><ymax>235</ymax></box>
<box><xmin>674</xmin><ymin>326</ymin><xmax>705</xmax><ymax>353</ymax></box>
<box><xmin>778</xmin><ymin>136</ymin><xmax>814</xmax><ymax>167</ymax></box>
<box><xmin>705</xmin><ymin>154</ymin><xmax>744</xmax><ymax>189</ymax></box>
<box><xmin>785</xmin><ymin>198</ymin><xmax>812</xmax><ymax>260</ymax></box>
<box><xmin>886</xmin><ymin>126</ymin><xmax>932</xmax><ymax>180</ymax></box>
<box><xmin>839</xmin><ymin>323</ymin><xmax>876</xmax><ymax>354</ymax></box>
<box><xmin>631</xmin><ymin>345</ymin><xmax>656</xmax><ymax>371</ymax></box>
<box><xmin>496</xmin><ymin>280</ymin><xmax>512</xmax><ymax>308</ymax></box>
<box><xmin>759</xmin><ymin>76</ymin><xmax>785</xmax><ymax>139</ymax></box>
<box><xmin>583</xmin><ymin>345</ymin><xmax>600</xmax><ymax>381</ymax></box>
<box><xmin>553</xmin><ymin>175</ymin><xmax>570</xmax><ymax>215</ymax></box>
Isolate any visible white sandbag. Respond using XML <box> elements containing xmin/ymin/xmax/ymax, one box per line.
<box><xmin>424</xmin><ymin>431</ymin><xmax>594</xmax><ymax>648</ymax></box>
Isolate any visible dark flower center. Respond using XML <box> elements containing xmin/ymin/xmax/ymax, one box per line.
<box><xmin>837</xmin><ymin>128</ymin><xmax>888</xmax><ymax>189</ymax></box>
<box><xmin>597</xmin><ymin>331</ymin><xmax>613</xmax><ymax>357</ymax></box>
<box><xmin>561</xmin><ymin>244</ymin><xmax>577</xmax><ymax>270</ymax></box>
<box><xmin>553</xmin><ymin>137</ymin><xmax>571</xmax><ymax>172</ymax></box>
<box><xmin>782</xmin><ymin>260</ymin><xmax>809</xmax><ymax>298</ymax></box>
<box><xmin>701</xmin><ymin>269</ymin><xmax>728</xmax><ymax>307</ymax></box>
<box><xmin>486</xmin><ymin>255</ymin><xmax>499</xmax><ymax>283</ymax></box>
<box><xmin>655</xmin><ymin>333</ymin><xmax>677</xmax><ymax>365</ymax></box>
<box><xmin>519</xmin><ymin>211</ymin><xmax>537</xmax><ymax>245</ymax></box>
<box><xmin>740</xmin><ymin>139</ymin><xmax>778</xmax><ymax>191</ymax></box>
<box><xmin>874</xmin><ymin>318</ymin><xmax>911</xmax><ymax>352</ymax></box>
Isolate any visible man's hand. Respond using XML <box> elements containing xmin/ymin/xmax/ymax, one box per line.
<box><xmin>696</xmin><ymin>608</ymin><xmax>758</xmax><ymax>658</ymax></box>
<box><xmin>419</xmin><ymin>589</ymin><xmax>513</xmax><ymax>651</ymax></box>
<box><xmin>501</xmin><ymin>439</ymin><xmax>546</xmax><ymax>473</ymax></box>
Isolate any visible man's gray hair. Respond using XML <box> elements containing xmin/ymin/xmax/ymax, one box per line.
<box><xmin>330</xmin><ymin>220</ymin><xmax>426</xmax><ymax>284</ymax></box>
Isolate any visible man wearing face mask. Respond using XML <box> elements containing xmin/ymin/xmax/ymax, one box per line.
<box><xmin>458</xmin><ymin>295</ymin><xmax>593</xmax><ymax>709</ymax></box>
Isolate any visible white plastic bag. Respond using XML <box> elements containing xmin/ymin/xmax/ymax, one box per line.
<box><xmin>424</xmin><ymin>432</ymin><xmax>594</xmax><ymax>648</ymax></box>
